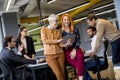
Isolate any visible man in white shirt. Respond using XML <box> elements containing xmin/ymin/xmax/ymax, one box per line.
<box><xmin>84</xmin><ymin>27</ymin><xmax>105</xmax><ymax>80</ymax></box>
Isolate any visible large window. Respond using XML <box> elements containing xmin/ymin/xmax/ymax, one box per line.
<box><xmin>28</xmin><ymin>28</ymin><xmax>43</xmax><ymax>51</ymax></box>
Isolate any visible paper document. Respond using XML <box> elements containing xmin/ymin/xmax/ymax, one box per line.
<box><xmin>62</xmin><ymin>34</ymin><xmax>76</xmax><ymax>44</ymax></box>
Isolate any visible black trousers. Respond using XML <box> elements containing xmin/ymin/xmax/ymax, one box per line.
<box><xmin>13</xmin><ymin>68</ymin><xmax>33</xmax><ymax>80</ymax></box>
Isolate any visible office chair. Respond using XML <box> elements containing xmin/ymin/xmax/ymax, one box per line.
<box><xmin>0</xmin><ymin>59</ymin><xmax>13</xmax><ymax>80</ymax></box>
<box><xmin>0</xmin><ymin>59</ymin><xmax>27</xmax><ymax>80</ymax></box>
<box><xmin>87</xmin><ymin>40</ymin><xmax>109</xmax><ymax>80</ymax></box>
<box><xmin>65</xmin><ymin>62</ymin><xmax>77</xmax><ymax>80</ymax></box>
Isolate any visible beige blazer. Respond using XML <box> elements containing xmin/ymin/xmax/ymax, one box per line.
<box><xmin>41</xmin><ymin>27</ymin><xmax>64</xmax><ymax>55</ymax></box>
<box><xmin>94</xmin><ymin>19</ymin><xmax>120</xmax><ymax>52</ymax></box>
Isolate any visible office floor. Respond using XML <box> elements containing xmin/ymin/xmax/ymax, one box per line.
<box><xmin>66</xmin><ymin>66</ymin><xmax>78</xmax><ymax>80</ymax></box>
<box><xmin>66</xmin><ymin>59</ymin><xmax>116</xmax><ymax>80</ymax></box>
<box><xmin>66</xmin><ymin>65</ymin><xmax>111</xmax><ymax>80</ymax></box>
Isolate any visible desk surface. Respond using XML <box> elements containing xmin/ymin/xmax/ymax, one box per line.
<box><xmin>26</xmin><ymin>62</ymin><xmax>49</xmax><ymax>80</ymax></box>
<box><xmin>27</xmin><ymin>62</ymin><xmax>48</xmax><ymax>67</ymax></box>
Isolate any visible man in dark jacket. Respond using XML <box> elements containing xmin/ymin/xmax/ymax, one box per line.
<box><xmin>0</xmin><ymin>36</ymin><xmax>44</xmax><ymax>80</ymax></box>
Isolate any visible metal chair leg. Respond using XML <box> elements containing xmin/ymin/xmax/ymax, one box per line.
<box><xmin>94</xmin><ymin>55</ymin><xmax>101</xmax><ymax>80</ymax></box>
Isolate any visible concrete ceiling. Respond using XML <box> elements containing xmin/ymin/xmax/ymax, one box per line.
<box><xmin>19</xmin><ymin>0</ymin><xmax>114</xmax><ymax>19</ymax></box>
<box><xmin>0</xmin><ymin>0</ymin><xmax>115</xmax><ymax>26</ymax></box>
<box><xmin>0</xmin><ymin>0</ymin><xmax>116</xmax><ymax>50</ymax></box>
<box><xmin>0</xmin><ymin>0</ymin><xmax>114</xmax><ymax>18</ymax></box>
<box><xmin>12</xmin><ymin>0</ymin><xmax>89</xmax><ymax>17</ymax></box>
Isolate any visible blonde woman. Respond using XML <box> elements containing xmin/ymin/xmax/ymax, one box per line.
<box><xmin>41</xmin><ymin>14</ymin><xmax>70</xmax><ymax>80</ymax></box>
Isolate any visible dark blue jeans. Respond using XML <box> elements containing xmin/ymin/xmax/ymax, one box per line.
<box><xmin>111</xmin><ymin>38</ymin><xmax>120</xmax><ymax>64</ymax></box>
<box><xmin>84</xmin><ymin>59</ymin><xmax>105</xmax><ymax>80</ymax></box>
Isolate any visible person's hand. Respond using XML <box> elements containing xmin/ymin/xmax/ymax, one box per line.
<box><xmin>57</xmin><ymin>39</ymin><xmax>63</xmax><ymax>43</ymax></box>
<box><xmin>67</xmin><ymin>39</ymin><xmax>72</xmax><ymax>45</ymax></box>
<box><xmin>24</xmin><ymin>55</ymin><xmax>31</xmax><ymax>59</ymax></box>
<box><xmin>70</xmin><ymin>49</ymin><xmax>76</xmax><ymax>59</ymax></box>
<box><xmin>81</xmin><ymin>48</ymin><xmax>85</xmax><ymax>54</ymax></box>
<box><xmin>38</xmin><ymin>58</ymin><xmax>46</xmax><ymax>63</ymax></box>
<box><xmin>18</xmin><ymin>44</ymin><xmax>23</xmax><ymax>52</ymax></box>
<box><xmin>64</xmin><ymin>39</ymin><xmax>72</xmax><ymax>47</ymax></box>
<box><xmin>89</xmin><ymin>51</ymin><xmax>96</xmax><ymax>58</ymax></box>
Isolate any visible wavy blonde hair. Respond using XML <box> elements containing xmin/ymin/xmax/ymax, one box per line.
<box><xmin>61</xmin><ymin>14</ymin><xmax>74</xmax><ymax>33</ymax></box>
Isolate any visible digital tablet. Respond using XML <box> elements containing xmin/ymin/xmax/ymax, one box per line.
<box><xmin>62</xmin><ymin>34</ymin><xmax>76</xmax><ymax>44</ymax></box>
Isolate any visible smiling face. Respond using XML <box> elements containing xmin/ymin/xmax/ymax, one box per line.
<box><xmin>61</xmin><ymin>14</ymin><xmax>74</xmax><ymax>32</ymax></box>
<box><xmin>49</xmin><ymin>19</ymin><xmax>58</xmax><ymax>29</ymax></box>
<box><xmin>62</xmin><ymin>16</ymin><xmax>71</xmax><ymax>27</ymax></box>
<box><xmin>48</xmin><ymin>14</ymin><xmax>59</xmax><ymax>29</ymax></box>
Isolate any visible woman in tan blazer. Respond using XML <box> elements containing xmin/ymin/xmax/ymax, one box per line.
<box><xmin>41</xmin><ymin>14</ymin><xmax>69</xmax><ymax>80</ymax></box>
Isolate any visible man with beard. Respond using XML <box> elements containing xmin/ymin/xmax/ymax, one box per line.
<box><xmin>84</xmin><ymin>27</ymin><xmax>105</xmax><ymax>80</ymax></box>
<box><xmin>86</xmin><ymin>14</ymin><xmax>120</xmax><ymax>65</ymax></box>
<box><xmin>0</xmin><ymin>36</ymin><xmax>45</xmax><ymax>80</ymax></box>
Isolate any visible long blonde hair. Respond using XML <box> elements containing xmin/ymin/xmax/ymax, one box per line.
<box><xmin>61</xmin><ymin>14</ymin><xmax>74</xmax><ymax>33</ymax></box>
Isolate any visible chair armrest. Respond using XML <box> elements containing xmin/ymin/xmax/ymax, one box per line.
<box><xmin>16</xmin><ymin>64</ymin><xmax>28</xmax><ymax>69</ymax></box>
<box><xmin>84</xmin><ymin>56</ymin><xmax>90</xmax><ymax>59</ymax></box>
<box><xmin>97</xmin><ymin>56</ymin><xmax>104</xmax><ymax>59</ymax></box>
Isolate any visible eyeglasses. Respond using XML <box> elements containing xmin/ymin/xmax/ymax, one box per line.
<box><xmin>51</xmin><ymin>20</ymin><xmax>58</xmax><ymax>22</ymax></box>
<box><xmin>23</xmin><ymin>30</ymin><xmax>28</xmax><ymax>32</ymax></box>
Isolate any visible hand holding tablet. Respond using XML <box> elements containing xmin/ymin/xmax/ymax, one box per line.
<box><xmin>62</xmin><ymin>34</ymin><xmax>76</xmax><ymax>45</ymax></box>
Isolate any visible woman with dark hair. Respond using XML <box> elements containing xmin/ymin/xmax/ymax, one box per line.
<box><xmin>61</xmin><ymin>14</ymin><xmax>84</xmax><ymax>80</ymax></box>
<box><xmin>16</xmin><ymin>25</ymin><xmax>36</xmax><ymax>59</ymax></box>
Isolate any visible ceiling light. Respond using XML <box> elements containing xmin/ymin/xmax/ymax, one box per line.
<box><xmin>40</xmin><ymin>2</ymin><xmax>89</xmax><ymax>22</ymax></box>
<box><xmin>47</xmin><ymin>0</ymin><xmax>56</xmax><ymax>4</ymax></box>
<box><xmin>96</xmin><ymin>9</ymin><xmax>115</xmax><ymax>15</ymax></box>
<box><xmin>6</xmin><ymin>0</ymin><xmax>12</xmax><ymax>11</ymax></box>
<box><xmin>74</xmin><ymin>17</ymin><xmax>86</xmax><ymax>22</ymax></box>
<box><xmin>57</xmin><ymin>3</ymin><xmax>90</xmax><ymax>15</ymax></box>
<box><xmin>94</xmin><ymin>3</ymin><xmax>114</xmax><ymax>11</ymax></box>
<box><xmin>74</xmin><ymin>9</ymin><xmax>115</xmax><ymax>22</ymax></box>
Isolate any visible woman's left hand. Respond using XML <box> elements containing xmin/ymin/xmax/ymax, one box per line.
<box><xmin>70</xmin><ymin>49</ymin><xmax>76</xmax><ymax>59</ymax></box>
<box><xmin>18</xmin><ymin>44</ymin><xmax>23</xmax><ymax>52</ymax></box>
<box><xmin>57</xmin><ymin>39</ymin><xmax>63</xmax><ymax>43</ymax></box>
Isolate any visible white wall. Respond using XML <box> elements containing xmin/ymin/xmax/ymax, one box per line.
<box><xmin>75</xmin><ymin>20</ymin><xmax>91</xmax><ymax>51</ymax></box>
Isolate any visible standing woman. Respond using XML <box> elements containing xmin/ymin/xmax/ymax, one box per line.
<box><xmin>61</xmin><ymin>14</ymin><xmax>84</xmax><ymax>80</ymax></box>
<box><xmin>41</xmin><ymin>14</ymin><xmax>69</xmax><ymax>80</ymax></box>
<box><xmin>16</xmin><ymin>25</ymin><xmax>36</xmax><ymax>59</ymax></box>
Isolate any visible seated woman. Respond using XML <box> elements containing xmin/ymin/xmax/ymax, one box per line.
<box><xmin>61</xmin><ymin>13</ymin><xmax>84</xmax><ymax>80</ymax></box>
<box><xmin>16</xmin><ymin>25</ymin><xmax>36</xmax><ymax>60</ymax></box>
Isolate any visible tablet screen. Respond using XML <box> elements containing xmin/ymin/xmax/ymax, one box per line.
<box><xmin>62</xmin><ymin>34</ymin><xmax>76</xmax><ymax>45</ymax></box>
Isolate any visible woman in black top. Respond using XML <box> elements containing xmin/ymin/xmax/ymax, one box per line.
<box><xmin>16</xmin><ymin>25</ymin><xmax>36</xmax><ymax>59</ymax></box>
<box><xmin>61</xmin><ymin>14</ymin><xmax>84</xmax><ymax>80</ymax></box>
